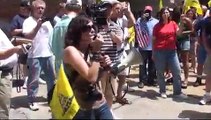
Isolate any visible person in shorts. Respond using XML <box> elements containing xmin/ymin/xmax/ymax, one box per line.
<box><xmin>199</xmin><ymin>10</ymin><xmax>211</xmax><ymax>105</ymax></box>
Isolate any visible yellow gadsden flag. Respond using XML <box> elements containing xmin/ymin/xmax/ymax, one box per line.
<box><xmin>50</xmin><ymin>64</ymin><xmax>80</xmax><ymax>119</ymax></box>
<box><xmin>96</xmin><ymin>0</ymin><xmax>101</xmax><ymax>3</ymax></box>
<box><xmin>208</xmin><ymin>0</ymin><xmax>211</xmax><ymax>7</ymax></box>
<box><xmin>128</xmin><ymin>26</ymin><xmax>135</xmax><ymax>43</ymax></box>
<box><xmin>184</xmin><ymin>0</ymin><xmax>203</xmax><ymax>15</ymax></box>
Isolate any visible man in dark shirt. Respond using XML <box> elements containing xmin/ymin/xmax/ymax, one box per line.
<box><xmin>10</xmin><ymin>0</ymin><xmax>31</xmax><ymax>37</ymax></box>
<box><xmin>10</xmin><ymin>0</ymin><xmax>31</xmax><ymax>89</ymax></box>
<box><xmin>193</xmin><ymin>7</ymin><xmax>208</xmax><ymax>87</ymax></box>
<box><xmin>199</xmin><ymin>9</ymin><xmax>211</xmax><ymax>105</ymax></box>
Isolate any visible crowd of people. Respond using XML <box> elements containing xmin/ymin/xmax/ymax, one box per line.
<box><xmin>0</xmin><ymin>0</ymin><xmax>211</xmax><ymax>119</ymax></box>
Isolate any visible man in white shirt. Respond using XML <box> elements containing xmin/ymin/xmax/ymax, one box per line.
<box><xmin>0</xmin><ymin>29</ymin><xmax>23</xmax><ymax>118</ymax></box>
<box><xmin>22</xmin><ymin>0</ymin><xmax>55</xmax><ymax>111</ymax></box>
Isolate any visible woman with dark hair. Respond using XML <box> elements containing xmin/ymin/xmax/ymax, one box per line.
<box><xmin>63</xmin><ymin>15</ymin><xmax>113</xmax><ymax>119</ymax></box>
<box><xmin>152</xmin><ymin>7</ymin><xmax>187</xmax><ymax>99</ymax></box>
<box><xmin>172</xmin><ymin>6</ymin><xmax>182</xmax><ymax>24</ymax></box>
<box><xmin>176</xmin><ymin>9</ymin><xmax>193</xmax><ymax>89</ymax></box>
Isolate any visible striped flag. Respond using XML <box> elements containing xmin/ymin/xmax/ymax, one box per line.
<box><xmin>134</xmin><ymin>20</ymin><xmax>150</xmax><ymax>48</ymax></box>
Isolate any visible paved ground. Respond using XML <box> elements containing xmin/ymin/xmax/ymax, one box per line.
<box><xmin>9</xmin><ymin>65</ymin><xmax>211</xmax><ymax>119</ymax></box>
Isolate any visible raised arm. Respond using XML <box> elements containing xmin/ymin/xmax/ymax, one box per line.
<box><xmin>63</xmin><ymin>46</ymin><xmax>100</xmax><ymax>84</ymax></box>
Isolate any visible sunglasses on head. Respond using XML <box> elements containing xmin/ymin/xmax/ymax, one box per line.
<box><xmin>82</xmin><ymin>25</ymin><xmax>95</xmax><ymax>32</ymax></box>
<box><xmin>163</xmin><ymin>11</ymin><xmax>170</xmax><ymax>14</ymax></box>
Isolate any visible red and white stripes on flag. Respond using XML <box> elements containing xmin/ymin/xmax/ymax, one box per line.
<box><xmin>134</xmin><ymin>20</ymin><xmax>150</xmax><ymax>48</ymax></box>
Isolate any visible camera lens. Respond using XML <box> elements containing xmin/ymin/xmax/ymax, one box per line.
<box><xmin>85</xmin><ymin>85</ymin><xmax>102</xmax><ymax>101</ymax></box>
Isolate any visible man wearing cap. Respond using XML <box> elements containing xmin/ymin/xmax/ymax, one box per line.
<box><xmin>50</xmin><ymin>0</ymin><xmax>82</xmax><ymax>75</ymax></box>
<box><xmin>136</xmin><ymin>6</ymin><xmax>158</xmax><ymax>88</ymax></box>
<box><xmin>10</xmin><ymin>0</ymin><xmax>31</xmax><ymax>89</ymax></box>
<box><xmin>22</xmin><ymin>0</ymin><xmax>55</xmax><ymax>111</ymax></box>
<box><xmin>10</xmin><ymin>0</ymin><xmax>31</xmax><ymax>37</ymax></box>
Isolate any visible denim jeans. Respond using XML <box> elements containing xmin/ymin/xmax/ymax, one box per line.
<box><xmin>197</xmin><ymin>44</ymin><xmax>207</xmax><ymax>64</ymax></box>
<box><xmin>139</xmin><ymin>50</ymin><xmax>156</xmax><ymax>83</ymax></box>
<box><xmin>27</xmin><ymin>56</ymin><xmax>55</xmax><ymax>103</ymax></box>
<box><xmin>73</xmin><ymin>103</ymin><xmax>113</xmax><ymax>119</ymax></box>
<box><xmin>153</xmin><ymin>50</ymin><xmax>182</xmax><ymax>95</ymax></box>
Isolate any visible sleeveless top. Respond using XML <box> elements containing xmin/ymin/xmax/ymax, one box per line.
<box><xmin>177</xmin><ymin>22</ymin><xmax>191</xmax><ymax>41</ymax></box>
<box><xmin>63</xmin><ymin>59</ymin><xmax>105</xmax><ymax>110</ymax></box>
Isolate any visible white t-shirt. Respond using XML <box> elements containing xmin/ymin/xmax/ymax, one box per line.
<box><xmin>0</xmin><ymin>29</ymin><xmax>18</xmax><ymax>67</ymax></box>
<box><xmin>117</xmin><ymin>15</ymin><xmax>130</xmax><ymax>50</ymax></box>
<box><xmin>117</xmin><ymin>15</ymin><xmax>129</xmax><ymax>40</ymax></box>
<box><xmin>22</xmin><ymin>16</ymin><xmax>53</xmax><ymax>58</ymax></box>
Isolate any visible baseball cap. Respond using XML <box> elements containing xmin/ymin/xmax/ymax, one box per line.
<box><xmin>144</xmin><ymin>6</ymin><xmax>153</xmax><ymax>11</ymax></box>
<box><xmin>66</xmin><ymin>0</ymin><xmax>82</xmax><ymax>6</ymax></box>
<box><xmin>101</xmin><ymin>0</ymin><xmax>120</xmax><ymax>5</ymax></box>
<box><xmin>20</xmin><ymin>0</ymin><xmax>30</xmax><ymax>7</ymax></box>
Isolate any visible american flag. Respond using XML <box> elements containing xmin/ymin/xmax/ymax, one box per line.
<box><xmin>134</xmin><ymin>20</ymin><xmax>150</xmax><ymax>48</ymax></box>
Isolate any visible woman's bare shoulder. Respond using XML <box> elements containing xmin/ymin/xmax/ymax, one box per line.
<box><xmin>63</xmin><ymin>46</ymin><xmax>79</xmax><ymax>61</ymax></box>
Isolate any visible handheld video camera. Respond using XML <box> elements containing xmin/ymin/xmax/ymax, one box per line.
<box><xmin>21</xmin><ymin>44</ymin><xmax>31</xmax><ymax>54</ymax></box>
<box><xmin>86</xmin><ymin>2</ymin><xmax>112</xmax><ymax>26</ymax></box>
<box><xmin>41</xmin><ymin>17</ymin><xmax>50</xmax><ymax>23</ymax></box>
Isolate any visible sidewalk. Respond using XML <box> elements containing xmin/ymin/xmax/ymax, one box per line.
<box><xmin>9</xmin><ymin>65</ymin><xmax>211</xmax><ymax>119</ymax></box>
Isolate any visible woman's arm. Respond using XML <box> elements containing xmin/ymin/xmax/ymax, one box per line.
<box><xmin>63</xmin><ymin>46</ymin><xmax>100</xmax><ymax>83</ymax></box>
<box><xmin>177</xmin><ymin>16</ymin><xmax>193</xmax><ymax>36</ymax></box>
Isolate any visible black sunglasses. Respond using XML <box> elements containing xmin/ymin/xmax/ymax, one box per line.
<box><xmin>81</xmin><ymin>25</ymin><xmax>95</xmax><ymax>32</ymax></box>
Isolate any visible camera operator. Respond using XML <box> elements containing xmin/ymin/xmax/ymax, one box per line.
<box><xmin>0</xmin><ymin>29</ymin><xmax>24</xmax><ymax>118</ymax></box>
<box><xmin>22</xmin><ymin>0</ymin><xmax>55</xmax><ymax>111</ymax></box>
<box><xmin>63</xmin><ymin>15</ymin><xmax>113</xmax><ymax>119</ymax></box>
<box><xmin>90</xmin><ymin>0</ymin><xmax>124</xmax><ymax>114</ymax></box>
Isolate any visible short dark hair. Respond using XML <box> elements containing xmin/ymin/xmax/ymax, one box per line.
<box><xmin>171</xmin><ymin>6</ymin><xmax>182</xmax><ymax>23</ymax></box>
<box><xmin>65</xmin><ymin>15</ymin><xmax>92</xmax><ymax>48</ymax></box>
<box><xmin>65</xmin><ymin>4</ymin><xmax>81</xmax><ymax>11</ymax></box>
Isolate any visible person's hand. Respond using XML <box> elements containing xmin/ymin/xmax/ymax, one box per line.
<box><xmin>14</xmin><ymin>45</ymin><xmax>24</xmax><ymax>54</ymax></box>
<box><xmin>36</xmin><ymin>18</ymin><xmax>43</xmax><ymax>28</ymax></box>
<box><xmin>99</xmin><ymin>54</ymin><xmax>112</xmax><ymax>68</ymax></box>
<box><xmin>121</xmin><ymin>2</ymin><xmax>131</xmax><ymax>14</ymax></box>
<box><xmin>180</xmin><ymin>14</ymin><xmax>191</xmax><ymax>23</ymax></box>
<box><xmin>89</xmin><ymin>34</ymin><xmax>104</xmax><ymax>52</ymax></box>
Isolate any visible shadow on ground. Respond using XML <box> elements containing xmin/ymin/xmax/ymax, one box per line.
<box><xmin>126</xmin><ymin>89</ymin><xmax>160</xmax><ymax>100</ymax></box>
<box><xmin>11</xmin><ymin>96</ymin><xmax>47</xmax><ymax>109</ymax></box>
<box><xmin>178</xmin><ymin>110</ymin><xmax>211</xmax><ymax>119</ymax></box>
<box><xmin>168</xmin><ymin>94</ymin><xmax>201</xmax><ymax>105</ymax></box>
<box><xmin>126</xmin><ymin>80</ymin><xmax>204</xmax><ymax>105</ymax></box>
